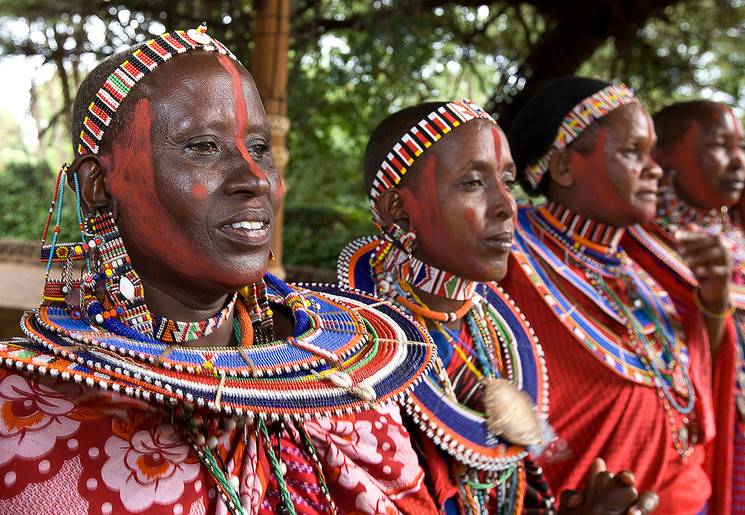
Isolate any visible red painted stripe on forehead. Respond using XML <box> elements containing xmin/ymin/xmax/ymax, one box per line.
<box><xmin>216</xmin><ymin>53</ymin><xmax>268</xmax><ymax>182</ymax></box>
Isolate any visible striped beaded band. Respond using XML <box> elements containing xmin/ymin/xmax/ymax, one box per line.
<box><xmin>524</xmin><ymin>84</ymin><xmax>637</xmax><ymax>189</ymax></box>
<box><xmin>369</xmin><ymin>99</ymin><xmax>495</xmax><ymax>214</ymax></box>
<box><xmin>78</xmin><ymin>23</ymin><xmax>236</xmax><ymax>155</ymax></box>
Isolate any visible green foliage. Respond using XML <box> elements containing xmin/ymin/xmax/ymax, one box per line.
<box><xmin>577</xmin><ymin>0</ymin><xmax>745</xmax><ymax>115</ymax></box>
<box><xmin>282</xmin><ymin>202</ymin><xmax>375</xmax><ymax>270</ymax></box>
<box><xmin>0</xmin><ymin>160</ymin><xmax>79</xmax><ymax>242</ymax></box>
<box><xmin>4</xmin><ymin>0</ymin><xmax>745</xmax><ymax>269</ymax></box>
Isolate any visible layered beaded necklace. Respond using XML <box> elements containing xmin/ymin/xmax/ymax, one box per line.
<box><xmin>514</xmin><ymin>202</ymin><xmax>697</xmax><ymax>459</ymax></box>
<box><xmin>338</xmin><ymin>236</ymin><xmax>551</xmax><ymax>515</ymax></box>
<box><xmin>652</xmin><ymin>174</ymin><xmax>745</xmax><ymax>420</ymax></box>
<box><xmin>9</xmin><ymin>166</ymin><xmax>435</xmax><ymax>515</ymax></box>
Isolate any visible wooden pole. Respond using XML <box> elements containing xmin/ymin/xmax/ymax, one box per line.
<box><xmin>252</xmin><ymin>0</ymin><xmax>291</xmax><ymax>278</ymax></box>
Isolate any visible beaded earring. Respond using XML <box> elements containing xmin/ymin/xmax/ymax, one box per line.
<box><xmin>81</xmin><ymin>210</ymin><xmax>154</xmax><ymax>336</ymax></box>
<box><xmin>388</xmin><ymin>221</ymin><xmax>417</xmax><ymax>254</ymax></box>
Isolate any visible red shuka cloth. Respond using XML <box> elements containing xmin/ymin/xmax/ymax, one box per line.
<box><xmin>501</xmin><ymin>229</ymin><xmax>734</xmax><ymax>514</ymax></box>
<box><xmin>623</xmin><ymin>226</ymin><xmax>737</xmax><ymax>515</ymax></box>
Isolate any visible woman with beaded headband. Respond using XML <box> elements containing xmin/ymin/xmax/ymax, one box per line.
<box><xmin>0</xmin><ymin>24</ymin><xmax>439</xmax><ymax>514</ymax></box>
<box><xmin>622</xmin><ymin>100</ymin><xmax>745</xmax><ymax>513</ymax></box>
<box><xmin>502</xmin><ymin>76</ymin><xmax>735</xmax><ymax>514</ymax></box>
<box><xmin>337</xmin><ymin>100</ymin><xmax>659</xmax><ymax>514</ymax></box>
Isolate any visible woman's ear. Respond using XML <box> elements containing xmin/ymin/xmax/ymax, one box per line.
<box><xmin>547</xmin><ymin>148</ymin><xmax>574</xmax><ymax>188</ymax></box>
<box><xmin>66</xmin><ymin>155</ymin><xmax>113</xmax><ymax>218</ymax></box>
<box><xmin>376</xmin><ymin>189</ymin><xmax>410</xmax><ymax>231</ymax></box>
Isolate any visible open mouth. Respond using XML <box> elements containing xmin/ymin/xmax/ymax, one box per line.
<box><xmin>483</xmin><ymin>233</ymin><xmax>514</xmax><ymax>252</ymax></box>
<box><xmin>226</xmin><ymin>221</ymin><xmax>266</xmax><ymax>230</ymax></box>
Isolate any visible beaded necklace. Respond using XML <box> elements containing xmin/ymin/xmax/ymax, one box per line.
<box><xmin>653</xmin><ymin>176</ymin><xmax>745</xmax><ymax>421</ymax></box>
<box><xmin>372</xmin><ymin>242</ymin><xmax>478</xmax><ymax>301</ymax></box>
<box><xmin>514</xmin><ymin>203</ymin><xmax>697</xmax><ymax>459</ymax></box>
<box><xmin>338</xmin><ymin>236</ymin><xmax>552</xmax><ymax>514</ymax></box>
<box><xmin>151</xmin><ymin>293</ymin><xmax>238</xmax><ymax>343</ymax></box>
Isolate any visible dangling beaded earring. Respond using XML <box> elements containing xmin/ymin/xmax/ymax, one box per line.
<box><xmin>388</xmin><ymin>222</ymin><xmax>417</xmax><ymax>254</ymax></box>
<box><xmin>370</xmin><ymin>221</ymin><xmax>416</xmax><ymax>269</ymax></box>
<box><xmin>82</xmin><ymin>210</ymin><xmax>154</xmax><ymax>337</ymax></box>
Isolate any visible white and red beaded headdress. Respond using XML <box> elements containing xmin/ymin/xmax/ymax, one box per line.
<box><xmin>524</xmin><ymin>84</ymin><xmax>637</xmax><ymax>188</ymax></box>
<box><xmin>78</xmin><ymin>23</ymin><xmax>236</xmax><ymax>155</ymax></box>
<box><xmin>368</xmin><ymin>99</ymin><xmax>496</xmax><ymax>219</ymax></box>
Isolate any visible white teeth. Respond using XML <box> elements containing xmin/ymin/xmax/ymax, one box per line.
<box><xmin>229</xmin><ymin>221</ymin><xmax>263</xmax><ymax>230</ymax></box>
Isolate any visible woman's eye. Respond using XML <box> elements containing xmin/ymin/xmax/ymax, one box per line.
<box><xmin>186</xmin><ymin>141</ymin><xmax>218</xmax><ymax>155</ymax></box>
<box><xmin>621</xmin><ymin>146</ymin><xmax>640</xmax><ymax>157</ymax></box>
<box><xmin>463</xmin><ymin>179</ymin><xmax>484</xmax><ymax>188</ymax></box>
<box><xmin>249</xmin><ymin>143</ymin><xmax>270</xmax><ymax>159</ymax></box>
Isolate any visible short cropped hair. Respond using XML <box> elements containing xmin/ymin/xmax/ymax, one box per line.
<box><xmin>363</xmin><ymin>102</ymin><xmax>448</xmax><ymax>197</ymax></box>
<box><xmin>653</xmin><ymin>100</ymin><xmax>726</xmax><ymax>149</ymax></box>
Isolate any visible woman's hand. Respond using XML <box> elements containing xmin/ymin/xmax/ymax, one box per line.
<box><xmin>557</xmin><ymin>458</ymin><xmax>659</xmax><ymax>515</ymax></box>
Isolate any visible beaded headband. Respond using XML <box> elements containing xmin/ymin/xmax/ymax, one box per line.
<box><xmin>524</xmin><ymin>84</ymin><xmax>637</xmax><ymax>189</ymax></box>
<box><xmin>369</xmin><ymin>99</ymin><xmax>495</xmax><ymax>214</ymax></box>
<box><xmin>78</xmin><ymin>23</ymin><xmax>236</xmax><ymax>155</ymax></box>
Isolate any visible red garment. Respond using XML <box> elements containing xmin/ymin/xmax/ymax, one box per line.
<box><xmin>501</xmin><ymin>236</ymin><xmax>721</xmax><ymax>515</ymax></box>
<box><xmin>0</xmin><ymin>367</ymin><xmax>436</xmax><ymax>514</ymax></box>
<box><xmin>623</xmin><ymin>225</ymin><xmax>737</xmax><ymax>515</ymax></box>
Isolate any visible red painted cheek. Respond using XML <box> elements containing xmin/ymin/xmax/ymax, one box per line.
<box><xmin>217</xmin><ymin>54</ymin><xmax>268</xmax><ymax>183</ymax></box>
<box><xmin>464</xmin><ymin>208</ymin><xmax>475</xmax><ymax>225</ymax></box>
<box><xmin>106</xmin><ymin>99</ymin><xmax>157</xmax><ymax>208</ymax></box>
<box><xmin>631</xmin><ymin>168</ymin><xmax>640</xmax><ymax>176</ymax></box>
<box><xmin>400</xmin><ymin>155</ymin><xmax>440</xmax><ymax>238</ymax></box>
<box><xmin>570</xmin><ymin>130</ymin><xmax>607</xmax><ymax>181</ymax></box>
<box><xmin>191</xmin><ymin>184</ymin><xmax>207</xmax><ymax>198</ymax></box>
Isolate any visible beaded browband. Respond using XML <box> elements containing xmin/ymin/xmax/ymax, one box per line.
<box><xmin>369</xmin><ymin>99</ymin><xmax>495</xmax><ymax>218</ymax></box>
<box><xmin>78</xmin><ymin>23</ymin><xmax>236</xmax><ymax>155</ymax></box>
<box><xmin>524</xmin><ymin>84</ymin><xmax>637</xmax><ymax>189</ymax></box>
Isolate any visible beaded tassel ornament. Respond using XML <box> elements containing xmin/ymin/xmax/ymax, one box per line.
<box><xmin>338</xmin><ymin>236</ymin><xmax>551</xmax><ymax>474</ymax></box>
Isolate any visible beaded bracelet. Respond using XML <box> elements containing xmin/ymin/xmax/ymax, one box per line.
<box><xmin>692</xmin><ymin>287</ymin><xmax>736</xmax><ymax>319</ymax></box>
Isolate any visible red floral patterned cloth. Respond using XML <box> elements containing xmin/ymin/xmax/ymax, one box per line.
<box><xmin>0</xmin><ymin>366</ymin><xmax>436</xmax><ymax>514</ymax></box>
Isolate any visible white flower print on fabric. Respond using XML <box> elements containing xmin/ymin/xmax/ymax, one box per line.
<box><xmin>101</xmin><ymin>425</ymin><xmax>201</xmax><ymax>511</ymax></box>
<box><xmin>0</xmin><ymin>373</ymin><xmax>80</xmax><ymax>466</ymax></box>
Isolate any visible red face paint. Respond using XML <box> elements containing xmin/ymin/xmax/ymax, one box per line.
<box><xmin>668</xmin><ymin>108</ymin><xmax>745</xmax><ymax>209</ymax></box>
<box><xmin>464</xmin><ymin>208</ymin><xmax>476</xmax><ymax>225</ymax></box>
<box><xmin>398</xmin><ymin>121</ymin><xmax>515</xmax><ymax>282</ymax></box>
<box><xmin>727</xmin><ymin>107</ymin><xmax>742</xmax><ymax>141</ymax></box>
<box><xmin>399</xmin><ymin>154</ymin><xmax>440</xmax><ymax>237</ymax></box>
<box><xmin>100</xmin><ymin>52</ymin><xmax>280</xmax><ymax>313</ymax></box>
<box><xmin>216</xmin><ymin>53</ymin><xmax>268</xmax><ymax>183</ymax></box>
<box><xmin>571</xmin><ymin>129</ymin><xmax>608</xmax><ymax>181</ymax></box>
<box><xmin>563</xmin><ymin>104</ymin><xmax>659</xmax><ymax>226</ymax></box>
<box><xmin>191</xmin><ymin>184</ymin><xmax>207</xmax><ymax>198</ymax></box>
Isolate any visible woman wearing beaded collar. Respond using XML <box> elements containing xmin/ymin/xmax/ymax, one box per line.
<box><xmin>625</xmin><ymin>100</ymin><xmax>745</xmax><ymax>513</ymax></box>
<box><xmin>0</xmin><ymin>25</ymin><xmax>437</xmax><ymax>514</ymax></box>
<box><xmin>337</xmin><ymin>100</ymin><xmax>658</xmax><ymax>514</ymax></box>
<box><xmin>502</xmin><ymin>76</ymin><xmax>734</xmax><ymax>514</ymax></box>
